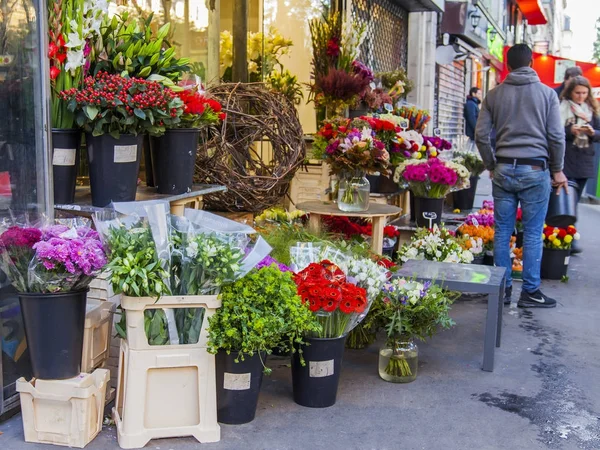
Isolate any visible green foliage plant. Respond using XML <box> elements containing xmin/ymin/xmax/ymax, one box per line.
<box><xmin>207</xmin><ymin>265</ymin><xmax>321</xmax><ymax>373</ymax></box>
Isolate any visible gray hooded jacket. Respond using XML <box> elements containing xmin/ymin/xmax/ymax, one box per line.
<box><xmin>475</xmin><ymin>67</ymin><xmax>565</xmax><ymax>173</ymax></box>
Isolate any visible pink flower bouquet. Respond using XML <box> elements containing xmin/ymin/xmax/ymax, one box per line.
<box><xmin>0</xmin><ymin>223</ymin><xmax>107</xmax><ymax>293</ymax></box>
<box><xmin>393</xmin><ymin>158</ymin><xmax>470</xmax><ymax>198</ymax></box>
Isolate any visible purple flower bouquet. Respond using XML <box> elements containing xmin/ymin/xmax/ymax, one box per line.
<box><xmin>392</xmin><ymin>158</ymin><xmax>470</xmax><ymax>198</ymax></box>
<box><xmin>0</xmin><ymin>224</ymin><xmax>107</xmax><ymax>293</ymax></box>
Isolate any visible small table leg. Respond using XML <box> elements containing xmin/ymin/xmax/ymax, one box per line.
<box><xmin>483</xmin><ymin>291</ymin><xmax>499</xmax><ymax>372</ymax></box>
<box><xmin>170</xmin><ymin>202</ymin><xmax>185</xmax><ymax>217</ymax></box>
<box><xmin>371</xmin><ymin>216</ymin><xmax>385</xmax><ymax>256</ymax></box>
<box><xmin>308</xmin><ymin>213</ymin><xmax>322</xmax><ymax>235</ymax></box>
<box><xmin>496</xmin><ymin>278</ymin><xmax>505</xmax><ymax>348</ymax></box>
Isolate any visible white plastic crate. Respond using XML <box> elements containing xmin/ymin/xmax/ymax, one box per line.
<box><xmin>112</xmin><ymin>295</ymin><xmax>221</xmax><ymax>449</ymax></box>
<box><xmin>82</xmin><ymin>299</ymin><xmax>116</xmax><ymax>373</ymax></box>
<box><xmin>88</xmin><ymin>272</ymin><xmax>115</xmax><ymax>300</ymax></box>
<box><xmin>16</xmin><ymin>369</ymin><xmax>109</xmax><ymax>448</ymax></box>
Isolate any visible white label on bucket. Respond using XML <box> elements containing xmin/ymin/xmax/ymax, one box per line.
<box><xmin>114</xmin><ymin>145</ymin><xmax>137</xmax><ymax>163</ymax></box>
<box><xmin>53</xmin><ymin>148</ymin><xmax>76</xmax><ymax>166</ymax></box>
<box><xmin>309</xmin><ymin>360</ymin><xmax>334</xmax><ymax>378</ymax></box>
<box><xmin>223</xmin><ymin>372</ymin><xmax>251</xmax><ymax>390</ymax></box>
<box><xmin>565</xmin><ymin>256</ymin><xmax>570</xmax><ymax>265</ymax></box>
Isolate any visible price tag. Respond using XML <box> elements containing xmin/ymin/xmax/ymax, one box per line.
<box><xmin>471</xmin><ymin>217</ymin><xmax>479</xmax><ymax>227</ymax></box>
<box><xmin>433</xmin><ymin>128</ymin><xmax>442</xmax><ymax>137</ymax></box>
<box><xmin>384</xmin><ymin>103</ymin><xmax>394</xmax><ymax>112</ymax></box>
<box><xmin>422</xmin><ymin>211</ymin><xmax>438</xmax><ymax>229</ymax></box>
<box><xmin>309</xmin><ymin>359</ymin><xmax>335</xmax><ymax>378</ymax></box>
<box><xmin>114</xmin><ymin>145</ymin><xmax>138</xmax><ymax>163</ymax></box>
<box><xmin>564</xmin><ymin>256</ymin><xmax>570</xmax><ymax>265</ymax></box>
<box><xmin>53</xmin><ymin>148</ymin><xmax>76</xmax><ymax>166</ymax></box>
<box><xmin>223</xmin><ymin>372</ymin><xmax>251</xmax><ymax>390</ymax></box>
<box><xmin>399</xmin><ymin>118</ymin><xmax>409</xmax><ymax>131</ymax></box>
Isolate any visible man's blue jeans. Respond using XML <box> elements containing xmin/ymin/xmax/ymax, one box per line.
<box><xmin>492</xmin><ymin>164</ymin><xmax>551</xmax><ymax>293</ymax></box>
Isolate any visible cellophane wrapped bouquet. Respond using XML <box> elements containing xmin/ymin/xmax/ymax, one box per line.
<box><xmin>397</xmin><ymin>225</ymin><xmax>473</xmax><ymax>264</ymax></box>
<box><xmin>0</xmin><ymin>218</ymin><xmax>106</xmax><ymax>293</ymax></box>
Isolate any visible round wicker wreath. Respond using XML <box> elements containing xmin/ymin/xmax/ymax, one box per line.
<box><xmin>194</xmin><ymin>83</ymin><xmax>306</xmax><ymax>212</ymax></box>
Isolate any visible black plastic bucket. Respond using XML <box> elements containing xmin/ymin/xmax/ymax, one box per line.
<box><xmin>483</xmin><ymin>251</ymin><xmax>494</xmax><ymax>266</ymax></box>
<box><xmin>472</xmin><ymin>255</ymin><xmax>485</xmax><ymax>265</ymax></box>
<box><xmin>414</xmin><ymin>197</ymin><xmax>444</xmax><ymax>228</ymax></box>
<box><xmin>86</xmin><ymin>133</ymin><xmax>143</xmax><ymax>207</ymax></box>
<box><xmin>546</xmin><ymin>180</ymin><xmax>579</xmax><ymax>227</ymax></box>
<box><xmin>453</xmin><ymin>176</ymin><xmax>479</xmax><ymax>211</ymax></box>
<box><xmin>51</xmin><ymin>129</ymin><xmax>81</xmax><ymax>205</ymax></box>
<box><xmin>216</xmin><ymin>351</ymin><xmax>266</xmax><ymax>424</ymax></box>
<box><xmin>292</xmin><ymin>335</ymin><xmax>346</xmax><ymax>408</ymax></box>
<box><xmin>19</xmin><ymin>288</ymin><xmax>88</xmax><ymax>380</ymax></box>
<box><xmin>142</xmin><ymin>134</ymin><xmax>154</xmax><ymax>187</ymax></box>
<box><xmin>150</xmin><ymin>129</ymin><xmax>199</xmax><ymax>195</ymax></box>
<box><xmin>541</xmin><ymin>248</ymin><xmax>570</xmax><ymax>280</ymax></box>
<box><xmin>366</xmin><ymin>175</ymin><xmax>380</xmax><ymax>193</ymax></box>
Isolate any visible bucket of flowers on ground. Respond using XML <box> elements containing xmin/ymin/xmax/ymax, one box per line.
<box><xmin>541</xmin><ymin>224</ymin><xmax>579</xmax><ymax>280</ymax></box>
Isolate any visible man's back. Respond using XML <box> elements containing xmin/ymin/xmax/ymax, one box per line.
<box><xmin>475</xmin><ymin>67</ymin><xmax>564</xmax><ymax>173</ymax></box>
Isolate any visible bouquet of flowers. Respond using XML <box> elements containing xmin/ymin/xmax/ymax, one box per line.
<box><xmin>463</xmin><ymin>212</ymin><xmax>494</xmax><ymax>227</ymax></box>
<box><xmin>460</xmin><ymin>235</ymin><xmax>484</xmax><ymax>256</ymax></box>
<box><xmin>61</xmin><ymin>72</ymin><xmax>184</xmax><ymax>138</ymax></box>
<box><xmin>398</xmin><ymin>226</ymin><xmax>474</xmax><ymax>264</ymax></box>
<box><xmin>457</xmin><ymin>224</ymin><xmax>494</xmax><ymax>251</ymax></box>
<box><xmin>543</xmin><ymin>224</ymin><xmax>580</xmax><ymax>250</ymax></box>
<box><xmin>376</xmin><ymin>277</ymin><xmax>456</xmax><ymax>378</ymax></box>
<box><xmin>393</xmin><ymin>158</ymin><xmax>470</xmax><ymax>198</ymax></box>
<box><xmin>0</xmin><ymin>221</ymin><xmax>106</xmax><ymax>293</ymax></box>
<box><xmin>393</xmin><ymin>105</ymin><xmax>431</xmax><ymax>133</ymax></box>
<box><xmin>451</xmin><ymin>150</ymin><xmax>485</xmax><ymax>178</ymax></box>
<box><xmin>176</xmin><ymin>88</ymin><xmax>225</xmax><ymax>128</ymax></box>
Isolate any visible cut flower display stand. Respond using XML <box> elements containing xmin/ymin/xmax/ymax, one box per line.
<box><xmin>113</xmin><ymin>295</ymin><xmax>221</xmax><ymax>449</ymax></box>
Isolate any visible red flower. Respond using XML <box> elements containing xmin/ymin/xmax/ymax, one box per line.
<box><xmin>339</xmin><ymin>298</ymin><xmax>355</xmax><ymax>314</ymax></box>
<box><xmin>566</xmin><ymin>225</ymin><xmax>577</xmax><ymax>235</ymax></box>
<box><xmin>50</xmin><ymin>66</ymin><xmax>61</xmax><ymax>80</ymax></box>
<box><xmin>324</xmin><ymin>286</ymin><xmax>341</xmax><ymax>302</ymax></box>
<box><xmin>338</xmin><ymin>126</ymin><xmax>347</xmax><ymax>133</ymax></box>
<box><xmin>382</xmin><ymin>120</ymin><xmax>395</xmax><ymax>131</ymax></box>
<box><xmin>48</xmin><ymin>43</ymin><xmax>58</xmax><ymax>59</ymax></box>
<box><xmin>516</xmin><ymin>208</ymin><xmax>523</xmax><ymax>221</ymax></box>
<box><xmin>322</xmin><ymin>297</ymin><xmax>339</xmax><ymax>313</ymax></box>
<box><xmin>207</xmin><ymin>98</ymin><xmax>222</xmax><ymax>113</ymax></box>
<box><xmin>308</xmin><ymin>297</ymin><xmax>321</xmax><ymax>312</ymax></box>
<box><xmin>218</xmin><ymin>112</ymin><xmax>226</xmax><ymax>120</ymax></box>
<box><xmin>558</xmin><ymin>229</ymin><xmax>567</xmax><ymax>239</ymax></box>
<box><xmin>56</xmin><ymin>51</ymin><xmax>67</xmax><ymax>64</ymax></box>
<box><xmin>326</xmin><ymin>38</ymin><xmax>340</xmax><ymax>57</ymax></box>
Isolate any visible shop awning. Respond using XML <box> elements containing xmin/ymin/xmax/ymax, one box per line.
<box><xmin>515</xmin><ymin>0</ymin><xmax>548</xmax><ymax>25</ymax></box>
<box><xmin>395</xmin><ymin>0</ymin><xmax>444</xmax><ymax>13</ymax></box>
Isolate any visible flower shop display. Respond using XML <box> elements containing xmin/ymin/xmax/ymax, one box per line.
<box><xmin>208</xmin><ymin>265</ymin><xmax>320</xmax><ymax>424</ymax></box>
<box><xmin>449</xmin><ymin>150</ymin><xmax>485</xmax><ymax>211</ymax></box>
<box><xmin>150</xmin><ymin>86</ymin><xmax>224</xmax><ymax>194</ymax></box>
<box><xmin>61</xmin><ymin>72</ymin><xmax>184</xmax><ymax>206</ymax></box>
<box><xmin>394</xmin><ymin>159</ymin><xmax>470</xmax><ymax>227</ymax></box>
<box><xmin>398</xmin><ymin>226</ymin><xmax>474</xmax><ymax>264</ymax></box>
<box><xmin>0</xmin><ymin>221</ymin><xmax>106</xmax><ymax>379</ymax></box>
<box><xmin>375</xmin><ymin>278</ymin><xmax>457</xmax><ymax>383</ymax></box>
<box><xmin>312</xmin><ymin>117</ymin><xmax>390</xmax><ymax>211</ymax></box>
<box><xmin>48</xmin><ymin>0</ymin><xmax>105</xmax><ymax>204</ymax></box>
<box><xmin>309</xmin><ymin>11</ymin><xmax>371</xmax><ymax>117</ymax></box>
<box><xmin>541</xmin><ymin>224</ymin><xmax>580</xmax><ymax>280</ymax></box>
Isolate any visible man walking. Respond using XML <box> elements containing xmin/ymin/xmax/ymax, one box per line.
<box><xmin>554</xmin><ymin>66</ymin><xmax>583</xmax><ymax>98</ymax></box>
<box><xmin>475</xmin><ymin>44</ymin><xmax>568</xmax><ymax>308</ymax></box>
<box><xmin>464</xmin><ymin>87</ymin><xmax>482</xmax><ymax>149</ymax></box>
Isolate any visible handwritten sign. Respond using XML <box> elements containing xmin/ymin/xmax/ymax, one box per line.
<box><xmin>53</xmin><ymin>148</ymin><xmax>76</xmax><ymax>166</ymax></box>
<box><xmin>114</xmin><ymin>145</ymin><xmax>138</xmax><ymax>164</ymax></box>
<box><xmin>309</xmin><ymin>359</ymin><xmax>335</xmax><ymax>378</ymax></box>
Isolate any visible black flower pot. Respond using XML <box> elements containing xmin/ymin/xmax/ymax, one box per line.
<box><xmin>86</xmin><ymin>133</ymin><xmax>143</xmax><ymax>207</ymax></box>
<box><xmin>515</xmin><ymin>230</ymin><xmax>524</xmax><ymax>249</ymax></box>
<box><xmin>472</xmin><ymin>255</ymin><xmax>485</xmax><ymax>265</ymax></box>
<box><xmin>541</xmin><ymin>248</ymin><xmax>570</xmax><ymax>280</ymax></box>
<box><xmin>142</xmin><ymin>134</ymin><xmax>154</xmax><ymax>187</ymax></box>
<box><xmin>292</xmin><ymin>335</ymin><xmax>346</xmax><ymax>408</ymax></box>
<box><xmin>348</xmin><ymin>103</ymin><xmax>369</xmax><ymax>119</ymax></box>
<box><xmin>19</xmin><ymin>288</ymin><xmax>88</xmax><ymax>380</ymax></box>
<box><xmin>216</xmin><ymin>351</ymin><xmax>266</xmax><ymax>424</ymax></box>
<box><xmin>413</xmin><ymin>196</ymin><xmax>444</xmax><ymax>228</ymax></box>
<box><xmin>51</xmin><ymin>129</ymin><xmax>81</xmax><ymax>204</ymax></box>
<box><xmin>546</xmin><ymin>180</ymin><xmax>579</xmax><ymax>227</ymax></box>
<box><xmin>453</xmin><ymin>176</ymin><xmax>479</xmax><ymax>211</ymax></box>
<box><xmin>366</xmin><ymin>175</ymin><xmax>380</xmax><ymax>193</ymax></box>
<box><xmin>483</xmin><ymin>251</ymin><xmax>494</xmax><ymax>266</ymax></box>
<box><xmin>150</xmin><ymin>129</ymin><xmax>200</xmax><ymax>195</ymax></box>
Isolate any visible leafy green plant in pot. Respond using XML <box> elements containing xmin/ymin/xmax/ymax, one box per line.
<box><xmin>207</xmin><ymin>264</ymin><xmax>320</xmax><ymax>424</ymax></box>
<box><xmin>150</xmin><ymin>88</ymin><xmax>225</xmax><ymax>195</ymax></box>
<box><xmin>61</xmin><ymin>72</ymin><xmax>183</xmax><ymax>207</ymax></box>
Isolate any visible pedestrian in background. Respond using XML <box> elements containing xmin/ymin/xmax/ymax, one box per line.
<box><xmin>554</xmin><ymin>66</ymin><xmax>583</xmax><ymax>98</ymax></box>
<box><xmin>475</xmin><ymin>44</ymin><xmax>567</xmax><ymax>309</ymax></box>
<box><xmin>464</xmin><ymin>87</ymin><xmax>481</xmax><ymax>150</ymax></box>
<box><xmin>559</xmin><ymin>75</ymin><xmax>600</xmax><ymax>254</ymax></box>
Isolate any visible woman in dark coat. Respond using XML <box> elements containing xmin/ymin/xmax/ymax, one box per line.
<box><xmin>560</xmin><ymin>76</ymin><xmax>600</xmax><ymax>201</ymax></box>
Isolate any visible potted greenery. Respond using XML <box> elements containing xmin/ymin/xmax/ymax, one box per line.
<box><xmin>47</xmin><ymin>0</ymin><xmax>104</xmax><ymax>204</ymax></box>
<box><xmin>150</xmin><ymin>88</ymin><xmax>224</xmax><ymax>195</ymax></box>
<box><xmin>376</xmin><ymin>278</ymin><xmax>457</xmax><ymax>383</ymax></box>
<box><xmin>207</xmin><ymin>264</ymin><xmax>320</xmax><ymax>424</ymax></box>
<box><xmin>61</xmin><ymin>72</ymin><xmax>183</xmax><ymax>207</ymax></box>
<box><xmin>0</xmin><ymin>224</ymin><xmax>106</xmax><ymax>379</ymax></box>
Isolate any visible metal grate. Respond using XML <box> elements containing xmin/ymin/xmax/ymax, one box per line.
<box><xmin>351</xmin><ymin>0</ymin><xmax>409</xmax><ymax>72</ymax></box>
<box><xmin>436</xmin><ymin>61</ymin><xmax>466</xmax><ymax>143</ymax></box>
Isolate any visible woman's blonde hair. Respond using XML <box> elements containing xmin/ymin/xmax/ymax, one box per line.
<box><xmin>561</xmin><ymin>76</ymin><xmax>600</xmax><ymax>114</ymax></box>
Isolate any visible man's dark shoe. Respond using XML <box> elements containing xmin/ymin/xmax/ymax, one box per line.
<box><xmin>518</xmin><ymin>290</ymin><xmax>557</xmax><ymax>308</ymax></box>
<box><xmin>504</xmin><ymin>286</ymin><xmax>512</xmax><ymax>305</ymax></box>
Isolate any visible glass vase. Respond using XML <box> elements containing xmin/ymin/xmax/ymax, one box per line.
<box><xmin>337</xmin><ymin>172</ymin><xmax>370</xmax><ymax>212</ymax></box>
<box><xmin>378</xmin><ymin>336</ymin><xmax>418</xmax><ymax>383</ymax></box>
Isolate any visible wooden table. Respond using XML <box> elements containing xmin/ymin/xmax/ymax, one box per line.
<box><xmin>55</xmin><ymin>184</ymin><xmax>226</xmax><ymax>218</ymax></box>
<box><xmin>297</xmin><ymin>201</ymin><xmax>402</xmax><ymax>255</ymax></box>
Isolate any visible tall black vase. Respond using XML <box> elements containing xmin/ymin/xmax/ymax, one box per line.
<box><xmin>142</xmin><ymin>134</ymin><xmax>154</xmax><ymax>187</ymax></box>
<box><xmin>292</xmin><ymin>336</ymin><xmax>346</xmax><ymax>408</ymax></box>
<box><xmin>541</xmin><ymin>248</ymin><xmax>570</xmax><ymax>280</ymax></box>
<box><xmin>150</xmin><ymin>129</ymin><xmax>199</xmax><ymax>195</ymax></box>
<box><xmin>51</xmin><ymin>129</ymin><xmax>81</xmax><ymax>204</ymax></box>
<box><xmin>86</xmin><ymin>133</ymin><xmax>143</xmax><ymax>207</ymax></box>
<box><xmin>19</xmin><ymin>288</ymin><xmax>88</xmax><ymax>380</ymax></box>
<box><xmin>453</xmin><ymin>176</ymin><xmax>479</xmax><ymax>211</ymax></box>
<box><xmin>413</xmin><ymin>197</ymin><xmax>444</xmax><ymax>228</ymax></box>
<box><xmin>216</xmin><ymin>351</ymin><xmax>266</xmax><ymax>424</ymax></box>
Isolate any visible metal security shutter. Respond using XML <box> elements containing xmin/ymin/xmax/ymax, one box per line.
<box><xmin>436</xmin><ymin>61</ymin><xmax>466</xmax><ymax>142</ymax></box>
<box><xmin>351</xmin><ymin>0</ymin><xmax>409</xmax><ymax>71</ymax></box>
